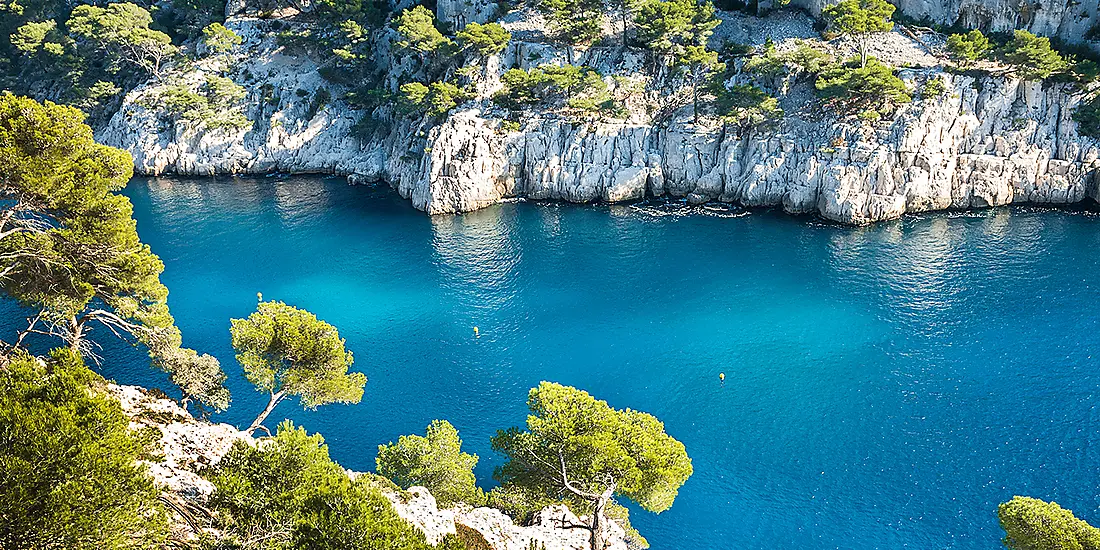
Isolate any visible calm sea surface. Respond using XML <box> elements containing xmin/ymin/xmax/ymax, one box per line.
<box><xmin>11</xmin><ymin>175</ymin><xmax>1100</xmax><ymax>549</ymax></box>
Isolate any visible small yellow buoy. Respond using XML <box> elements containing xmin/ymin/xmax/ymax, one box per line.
<box><xmin>473</xmin><ymin>326</ymin><xmax>479</xmax><ymax>337</ymax></box>
<box><xmin>718</xmin><ymin>372</ymin><xmax>725</xmax><ymax>381</ymax></box>
<box><xmin>257</xmin><ymin>292</ymin><xmax>263</xmax><ymax>302</ymax></box>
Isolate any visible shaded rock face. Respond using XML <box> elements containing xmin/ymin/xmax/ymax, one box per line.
<box><xmin>791</xmin><ymin>0</ymin><xmax>1100</xmax><ymax>45</ymax></box>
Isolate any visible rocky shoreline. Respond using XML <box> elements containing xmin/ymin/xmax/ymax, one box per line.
<box><xmin>110</xmin><ymin>384</ymin><xmax>629</xmax><ymax>550</ymax></box>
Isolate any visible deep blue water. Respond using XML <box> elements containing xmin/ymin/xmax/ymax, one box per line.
<box><xmin>8</xmin><ymin>175</ymin><xmax>1100</xmax><ymax>549</ymax></box>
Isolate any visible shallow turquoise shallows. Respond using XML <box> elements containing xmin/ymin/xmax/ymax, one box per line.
<box><xmin>18</xmin><ymin>175</ymin><xmax>1100</xmax><ymax>549</ymax></box>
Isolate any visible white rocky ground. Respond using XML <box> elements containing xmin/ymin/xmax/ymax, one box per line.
<box><xmin>111</xmin><ymin>384</ymin><xmax>627</xmax><ymax>550</ymax></box>
<box><xmin>96</xmin><ymin>3</ymin><xmax>1100</xmax><ymax>224</ymax></box>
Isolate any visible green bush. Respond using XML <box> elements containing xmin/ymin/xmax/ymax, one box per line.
<box><xmin>1001</xmin><ymin>30</ymin><xmax>1067</xmax><ymax>80</ymax></box>
<box><xmin>815</xmin><ymin>57</ymin><xmax>911</xmax><ymax>112</ymax></box>
<box><xmin>494</xmin><ymin>65</ymin><xmax>614</xmax><ymax>113</ymax></box>
<box><xmin>920</xmin><ymin>76</ymin><xmax>946</xmax><ymax>99</ymax></box>
<box><xmin>0</xmin><ymin>350</ymin><xmax>168</xmax><ymax>550</ymax></box>
<box><xmin>998</xmin><ymin>496</ymin><xmax>1100</xmax><ymax>550</ymax></box>
<box><xmin>201</xmin><ymin>22</ymin><xmax>242</xmax><ymax>54</ymax></box>
<box><xmin>634</xmin><ymin>0</ymin><xmax>718</xmax><ymax>54</ymax></box>
<box><xmin>377</xmin><ymin>420</ymin><xmax>484</xmax><ymax>507</ymax></box>
<box><xmin>743</xmin><ymin>40</ymin><xmax>785</xmax><ymax>77</ymax></box>
<box><xmin>394</xmin><ymin>6</ymin><xmax>454</xmax><ymax>55</ymax></box>
<box><xmin>537</xmin><ymin>0</ymin><xmax>603</xmax><ymax>44</ymax></box>
<box><xmin>714</xmin><ymin>83</ymin><xmax>783</xmax><ymax>129</ymax></box>
<box><xmin>399</xmin><ymin>81</ymin><xmax>471</xmax><ymax>117</ymax></box>
<box><xmin>1072</xmin><ymin>93</ymin><xmax>1100</xmax><ymax>137</ymax></box>
<box><xmin>945</xmin><ymin>29</ymin><xmax>990</xmax><ymax>66</ymax></box>
<box><xmin>206</xmin><ymin>421</ymin><xmax>463</xmax><ymax>549</ymax></box>
<box><xmin>456</xmin><ymin>22</ymin><xmax>511</xmax><ymax>56</ymax></box>
<box><xmin>159</xmin><ymin>76</ymin><xmax>252</xmax><ymax>131</ymax></box>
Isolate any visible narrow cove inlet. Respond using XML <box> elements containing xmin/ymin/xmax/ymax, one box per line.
<box><xmin>59</xmin><ymin>175</ymin><xmax>1100</xmax><ymax>549</ymax></box>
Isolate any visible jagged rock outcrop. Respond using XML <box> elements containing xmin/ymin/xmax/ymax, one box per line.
<box><xmin>390</xmin><ymin>487</ymin><xmax>629</xmax><ymax>550</ymax></box>
<box><xmin>113</xmin><ymin>384</ymin><xmax>629</xmax><ymax>550</ymax></box>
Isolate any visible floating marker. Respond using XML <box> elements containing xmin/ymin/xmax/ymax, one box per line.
<box><xmin>718</xmin><ymin>372</ymin><xmax>725</xmax><ymax>381</ymax></box>
<box><xmin>257</xmin><ymin>292</ymin><xmax>263</xmax><ymax>302</ymax></box>
<box><xmin>473</xmin><ymin>326</ymin><xmax>479</xmax><ymax>337</ymax></box>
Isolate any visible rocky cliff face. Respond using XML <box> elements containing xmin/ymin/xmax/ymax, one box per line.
<box><xmin>791</xmin><ymin>0</ymin><xmax>1100</xmax><ymax>45</ymax></box>
<box><xmin>111</xmin><ymin>384</ymin><xmax>628</xmax><ymax>550</ymax></box>
<box><xmin>98</xmin><ymin>7</ymin><xmax>1100</xmax><ymax>225</ymax></box>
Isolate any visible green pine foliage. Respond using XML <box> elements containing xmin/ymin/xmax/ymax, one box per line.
<box><xmin>713</xmin><ymin>83</ymin><xmax>783</xmax><ymax>130</ymax></box>
<box><xmin>158</xmin><ymin>75</ymin><xmax>252</xmax><ymax>131</ymax></box>
<box><xmin>633</xmin><ymin>0</ymin><xmax>719</xmax><ymax>54</ymax></box>
<box><xmin>494</xmin><ymin>65</ymin><xmax>617</xmax><ymax>115</ymax></box>
<box><xmin>206</xmin><ymin>421</ymin><xmax>469</xmax><ymax>550</ymax></box>
<box><xmin>1000</xmin><ymin>30</ymin><xmax>1068</xmax><ymax>80</ymax></box>
<box><xmin>998</xmin><ymin>496</ymin><xmax>1100</xmax><ymax>550</ymax></box>
<box><xmin>945</xmin><ymin>29</ymin><xmax>991</xmax><ymax>66</ymax></box>
<box><xmin>815</xmin><ymin>57</ymin><xmax>911</xmax><ymax>112</ymax></box>
<box><xmin>821</xmin><ymin>0</ymin><xmax>894</xmax><ymax>68</ymax></box>
<box><xmin>377</xmin><ymin>420</ymin><xmax>485</xmax><ymax>507</ymax></box>
<box><xmin>201</xmin><ymin>22</ymin><xmax>242</xmax><ymax>54</ymax></box>
<box><xmin>230</xmin><ymin>300</ymin><xmax>366</xmax><ymax>435</ymax></box>
<box><xmin>491</xmin><ymin>382</ymin><xmax>693</xmax><ymax>550</ymax></box>
<box><xmin>0</xmin><ymin>349</ymin><xmax>168</xmax><ymax>549</ymax></box>
<box><xmin>456</xmin><ymin>22</ymin><xmax>511</xmax><ymax>57</ymax></box>
<box><xmin>537</xmin><ymin>0</ymin><xmax>604</xmax><ymax>44</ymax></box>
<box><xmin>0</xmin><ymin>93</ymin><xmax>230</xmax><ymax>410</ymax></box>
<box><xmin>393</xmin><ymin>6</ymin><xmax>454</xmax><ymax>56</ymax></box>
<box><xmin>399</xmin><ymin>81</ymin><xmax>472</xmax><ymax>117</ymax></box>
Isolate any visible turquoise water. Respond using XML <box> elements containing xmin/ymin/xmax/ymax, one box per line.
<box><xmin>12</xmin><ymin>175</ymin><xmax>1100</xmax><ymax>548</ymax></box>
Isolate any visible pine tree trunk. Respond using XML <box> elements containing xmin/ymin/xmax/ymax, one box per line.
<box><xmin>588</xmin><ymin>486</ymin><xmax>616</xmax><ymax>550</ymax></box>
<box><xmin>247</xmin><ymin>390</ymin><xmax>286</xmax><ymax>435</ymax></box>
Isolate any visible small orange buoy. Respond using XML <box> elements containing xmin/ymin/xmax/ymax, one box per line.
<box><xmin>718</xmin><ymin>372</ymin><xmax>725</xmax><ymax>381</ymax></box>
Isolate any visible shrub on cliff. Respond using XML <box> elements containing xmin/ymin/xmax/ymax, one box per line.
<box><xmin>815</xmin><ymin>57</ymin><xmax>911</xmax><ymax>112</ymax></box>
<box><xmin>946</xmin><ymin>29</ymin><xmax>991</xmax><ymax>67</ymax></box>
<box><xmin>456</xmin><ymin>22</ymin><xmax>511</xmax><ymax>57</ymax></box>
<box><xmin>491</xmin><ymin>382</ymin><xmax>693</xmax><ymax>550</ymax></box>
<box><xmin>201</xmin><ymin>22</ymin><xmax>242</xmax><ymax>55</ymax></box>
<box><xmin>206</xmin><ymin>421</ymin><xmax>468</xmax><ymax>549</ymax></box>
<box><xmin>538</xmin><ymin>0</ymin><xmax>604</xmax><ymax>44</ymax></box>
<box><xmin>399</xmin><ymin>81</ymin><xmax>472</xmax><ymax>117</ymax></box>
<box><xmin>998</xmin><ymin>496</ymin><xmax>1100</xmax><ymax>550</ymax></box>
<box><xmin>67</xmin><ymin>3</ymin><xmax>177</xmax><ymax>79</ymax></box>
<box><xmin>394</xmin><ymin>6</ymin><xmax>455</xmax><ymax>57</ymax></box>
<box><xmin>377</xmin><ymin>420</ymin><xmax>485</xmax><ymax>507</ymax></box>
<box><xmin>1072</xmin><ymin>94</ymin><xmax>1100</xmax><ymax>138</ymax></box>
<box><xmin>714</xmin><ymin>83</ymin><xmax>783</xmax><ymax>130</ymax></box>
<box><xmin>1000</xmin><ymin>30</ymin><xmax>1067</xmax><ymax>80</ymax></box>
<box><xmin>0</xmin><ymin>349</ymin><xmax>168</xmax><ymax>549</ymax></box>
<box><xmin>633</xmin><ymin>0</ymin><xmax>719</xmax><ymax>54</ymax></box>
<box><xmin>494</xmin><ymin>65</ymin><xmax>617</xmax><ymax>115</ymax></box>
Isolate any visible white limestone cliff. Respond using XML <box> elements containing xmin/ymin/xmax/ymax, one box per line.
<box><xmin>97</xmin><ymin>10</ymin><xmax>1100</xmax><ymax>225</ymax></box>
